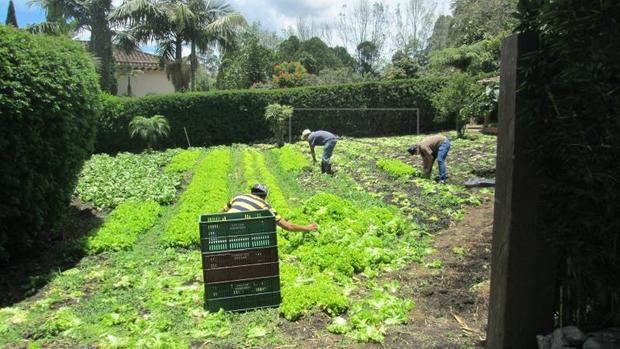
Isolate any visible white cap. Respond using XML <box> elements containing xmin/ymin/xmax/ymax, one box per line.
<box><xmin>301</xmin><ymin>129</ymin><xmax>311</xmax><ymax>139</ymax></box>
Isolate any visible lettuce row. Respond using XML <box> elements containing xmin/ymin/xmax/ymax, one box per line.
<box><xmin>272</xmin><ymin>144</ymin><xmax>311</xmax><ymax>173</ymax></box>
<box><xmin>75</xmin><ymin>151</ymin><xmax>179</xmax><ymax>209</ymax></box>
<box><xmin>161</xmin><ymin>148</ymin><xmax>231</xmax><ymax>247</ymax></box>
<box><xmin>85</xmin><ymin>200</ymin><xmax>162</xmax><ymax>253</ymax></box>
<box><xmin>165</xmin><ymin>149</ymin><xmax>202</xmax><ymax>174</ymax></box>
<box><xmin>376</xmin><ymin>158</ymin><xmax>419</xmax><ymax>179</ymax></box>
<box><xmin>252</xmin><ymin>150</ymin><xmax>290</xmax><ymax>217</ymax></box>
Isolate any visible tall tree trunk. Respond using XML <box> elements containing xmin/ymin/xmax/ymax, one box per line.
<box><xmin>90</xmin><ymin>0</ymin><xmax>116</xmax><ymax>94</ymax></box>
<box><xmin>173</xmin><ymin>35</ymin><xmax>185</xmax><ymax>92</ymax></box>
<box><xmin>190</xmin><ymin>41</ymin><xmax>197</xmax><ymax>91</ymax></box>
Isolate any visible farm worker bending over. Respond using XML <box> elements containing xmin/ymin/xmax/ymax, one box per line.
<box><xmin>223</xmin><ymin>184</ymin><xmax>318</xmax><ymax>232</ymax></box>
<box><xmin>407</xmin><ymin>134</ymin><xmax>451</xmax><ymax>183</ymax></box>
<box><xmin>301</xmin><ymin>129</ymin><xmax>337</xmax><ymax>174</ymax></box>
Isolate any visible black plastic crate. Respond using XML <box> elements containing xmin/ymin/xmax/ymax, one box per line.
<box><xmin>203</xmin><ymin>262</ymin><xmax>280</xmax><ymax>283</ymax></box>
<box><xmin>205</xmin><ymin>291</ymin><xmax>281</xmax><ymax>312</ymax></box>
<box><xmin>205</xmin><ymin>276</ymin><xmax>280</xmax><ymax>299</ymax></box>
<box><xmin>201</xmin><ymin>246</ymin><xmax>279</xmax><ymax>269</ymax></box>
<box><xmin>199</xmin><ymin>210</ymin><xmax>277</xmax><ymax>253</ymax></box>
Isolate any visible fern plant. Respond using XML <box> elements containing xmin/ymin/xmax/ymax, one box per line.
<box><xmin>129</xmin><ymin>114</ymin><xmax>170</xmax><ymax>150</ymax></box>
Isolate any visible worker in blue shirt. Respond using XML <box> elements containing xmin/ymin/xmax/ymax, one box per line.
<box><xmin>301</xmin><ymin>129</ymin><xmax>337</xmax><ymax>174</ymax></box>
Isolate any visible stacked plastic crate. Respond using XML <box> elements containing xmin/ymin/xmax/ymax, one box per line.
<box><xmin>199</xmin><ymin>209</ymin><xmax>281</xmax><ymax>312</ymax></box>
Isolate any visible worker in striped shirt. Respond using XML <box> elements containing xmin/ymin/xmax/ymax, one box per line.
<box><xmin>223</xmin><ymin>184</ymin><xmax>318</xmax><ymax>232</ymax></box>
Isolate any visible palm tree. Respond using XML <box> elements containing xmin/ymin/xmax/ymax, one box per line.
<box><xmin>28</xmin><ymin>0</ymin><xmax>117</xmax><ymax>94</ymax></box>
<box><xmin>129</xmin><ymin>115</ymin><xmax>170</xmax><ymax>150</ymax></box>
<box><xmin>183</xmin><ymin>0</ymin><xmax>245</xmax><ymax>90</ymax></box>
<box><xmin>111</xmin><ymin>0</ymin><xmax>245</xmax><ymax>92</ymax></box>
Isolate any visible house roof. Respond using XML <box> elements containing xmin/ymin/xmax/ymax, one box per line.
<box><xmin>77</xmin><ymin>40</ymin><xmax>163</xmax><ymax>71</ymax></box>
<box><xmin>113</xmin><ymin>49</ymin><xmax>162</xmax><ymax>71</ymax></box>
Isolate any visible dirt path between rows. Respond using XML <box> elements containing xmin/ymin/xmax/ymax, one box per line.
<box><xmin>279</xmin><ymin>196</ymin><xmax>494</xmax><ymax>349</ymax></box>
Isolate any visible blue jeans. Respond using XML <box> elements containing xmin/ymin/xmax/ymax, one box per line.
<box><xmin>322</xmin><ymin>139</ymin><xmax>337</xmax><ymax>165</ymax></box>
<box><xmin>437</xmin><ymin>139</ymin><xmax>451</xmax><ymax>181</ymax></box>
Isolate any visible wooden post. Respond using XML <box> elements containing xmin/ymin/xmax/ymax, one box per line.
<box><xmin>486</xmin><ymin>33</ymin><xmax>556</xmax><ymax>349</ymax></box>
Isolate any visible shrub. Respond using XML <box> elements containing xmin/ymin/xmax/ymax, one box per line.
<box><xmin>432</xmin><ymin>73</ymin><xmax>481</xmax><ymax>138</ymax></box>
<box><xmin>95</xmin><ymin>78</ymin><xmax>446</xmax><ymax>153</ymax></box>
<box><xmin>0</xmin><ymin>26</ymin><xmax>101</xmax><ymax>259</ymax></box>
<box><xmin>264</xmin><ymin>103</ymin><xmax>293</xmax><ymax>146</ymax></box>
<box><xmin>129</xmin><ymin>114</ymin><xmax>170</xmax><ymax>150</ymax></box>
<box><xmin>273</xmin><ymin>61</ymin><xmax>307</xmax><ymax>88</ymax></box>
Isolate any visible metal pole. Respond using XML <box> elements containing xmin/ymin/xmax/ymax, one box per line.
<box><xmin>288</xmin><ymin>115</ymin><xmax>292</xmax><ymax>144</ymax></box>
<box><xmin>417</xmin><ymin>109</ymin><xmax>420</xmax><ymax>135</ymax></box>
<box><xmin>183</xmin><ymin>127</ymin><xmax>191</xmax><ymax>147</ymax></box>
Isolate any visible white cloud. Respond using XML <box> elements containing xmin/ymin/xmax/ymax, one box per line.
<box><xmin>228</xmin><ymin>0</ymin><xmax>451</xmax><ymax>33</ymax></box>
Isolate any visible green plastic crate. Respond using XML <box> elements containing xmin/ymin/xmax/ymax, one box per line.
<box><xmin>205</xmin><ymin>276</ymin><xmax>280</xmax><ymax>299</ymax></box>
<box><xmin>204</xmin><ymin>276</ymin><xmax>281</xmax><ymax>312</ymax></box>
<box><xmin>199</xmin><ymin>210</ymin><xmax>277</xmax><ymax>253</ymax></box>
<box><xmin>205</xmin><ymin>291</ymin><xmax>281</xmax><ymax>312</ymax></box>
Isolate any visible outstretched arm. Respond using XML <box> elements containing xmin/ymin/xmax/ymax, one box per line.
<box><xmin>278</xmin><ymin>219</ymin><xmax>318</xmax><ymax>232</ymax></box>
<box><xmin>310</xmin><ymin>145</ymin><xmax>317</xmax><ymax>163</ymax></box>
<box><xmin>419</xmin><ymin>145</ymin><xmax>434</xmax><ymax>178</ymax></box>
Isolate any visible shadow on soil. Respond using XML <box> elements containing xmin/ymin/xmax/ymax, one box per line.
<box><xmin>0</xmin><ymin>200</ymin><xmax>103</xmax><ymax>307</ymax></box>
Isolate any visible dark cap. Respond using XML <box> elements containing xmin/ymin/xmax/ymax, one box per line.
<box><xmin>251</xmin><ymin>183</ymin><xmax>268</xmax><ymax>198</ymax></box>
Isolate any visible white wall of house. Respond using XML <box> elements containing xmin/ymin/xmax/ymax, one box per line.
<box><xmin>116</xmin><ymin>70</ymin><xmax>175</xmax><ymax>97</ymax></box>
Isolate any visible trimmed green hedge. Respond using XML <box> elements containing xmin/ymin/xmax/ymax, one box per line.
<box><xmin>96</xmin><ymin>78</ymin><xmax>446</xmax><ymax>153</ymax></box>
<box><xmin>0</xmin><ymin>26</ymin><xmax>101</xmax><ymax>259</ymax></box>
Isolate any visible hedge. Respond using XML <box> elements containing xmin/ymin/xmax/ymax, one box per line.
<box><xmin>0</xmin><ymin>26</ymin><xmax>101</xmax><ymax>259</ymax></box>
<box><xmin>95</xmin><ymin>78</ymin><xmax>446</xmax><ymax>153</ymax></box>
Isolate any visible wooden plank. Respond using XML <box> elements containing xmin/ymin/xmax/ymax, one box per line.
<box><xmin>487</xmin><ymin>33</ymin><xmax>557</xmax><ymax>349</ymax></box>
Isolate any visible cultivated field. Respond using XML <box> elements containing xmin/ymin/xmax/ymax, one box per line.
<box><xmin>0</xmin><ymin>132</ymin><xmax>496</xmax><ymax>348</ymax></box>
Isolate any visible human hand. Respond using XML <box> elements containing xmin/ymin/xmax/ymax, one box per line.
<box><xmin>307</xmin><ymin>223</ymin><xmax>318</xmax><ymax>231</ymax></box>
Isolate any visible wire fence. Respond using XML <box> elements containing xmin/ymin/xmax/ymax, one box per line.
<box><xmin>289</xmin><ymin>108</ymin><xmax>420</xmax><ymax>143</ymax></box>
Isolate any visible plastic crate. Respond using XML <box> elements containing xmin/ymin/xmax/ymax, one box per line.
<box><xmin>200</xmin><ymin>232</ymin><xmax>277</xmax><ymax>253</ymax></box>
<box><xmin>201</xmin><ymin>247</ymin><xmax>279</xmax><ymax>269</ymax></box>
<box><xmin>205</xmin><ymin>291</ymin><xmax>281</xmax><ymax>312</ymax></box>
<box><xmin>199</xmin><ymin>210</ymin><xmax>277</xmax><ymax>253</ymax></box>
<box><xmin>205</xmin><ymin>276</ymin><xmax>280</xmax><ymax>299</ymax></box>
<box><xmin>203</xmin><ymin>262</ymin><xmax>279</xmax><ymax>283</ymax></box>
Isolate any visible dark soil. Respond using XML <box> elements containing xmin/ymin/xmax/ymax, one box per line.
<box><xmin>0</xmin><ymin>198</ymin><xmax>104</xmax><ymax>307</ymax></box>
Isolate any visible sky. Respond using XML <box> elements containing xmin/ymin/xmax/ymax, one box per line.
<box><xmin>1</xmin><ymin>0</ymin><xmax>452</xmax><ymax>52</ymax></box>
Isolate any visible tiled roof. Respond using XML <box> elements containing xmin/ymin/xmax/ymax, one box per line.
<box><xmin>113</xmin><ymin>49</ymin><xmax>162</xmax><ymax>71</ymax></box>
<box><xmin>76</xmin><ymin>40</ymin><xmax>163</xmax><ymax>71</ymax></box>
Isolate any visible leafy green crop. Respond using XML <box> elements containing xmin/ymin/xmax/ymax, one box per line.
<box><xmin>278</xmin><ymin>192</ymin><xmax>428</xmax><ymax>325</ymax></box>
<box><xmin>239</xmin><ymin>148</ymin><xmax>290</xmax><ymax>217</ymax></box>
<box><xmin>376</xmin><ymin>158</ymin><xmax>419</xmax><ymax>178</ymax></box>
<box><xmin>272</xmin><ymin>144</ymin><xmax>311</xmax><ymax>173</ymax></box>
<box><xmin>162</xmin><ymin>148</ymin><xmax>231</xmax><ymax>247</ymax></box>
<box><xmin>165</xmin><ymin>149</ymin><xmax>202</xmax><ymax>173</ymax></box>
<box><xmin>75</xmin><ymin>151</ymin><xmax>179</xmax><ymax>209</ymax></box>
<box><xmin>253</xmin><ymin>151</ymin><xmax>290</xmax><ymax>217</ymax></box>
<box><xmin>327</xmin><ymin>283</ymin><xmax>413</xmax><ymax>342</ymax></box>
<box><xmin>85</xmin><ymin>201</ymin><xmax>161</xmax><ymax>253</ymax></box>
<box><xmin>241</xmin><ymin>149</ymin><xmax>260</xmax><ymax>191</ymax></box>
<box><xmin>280</xmin><ymin>264</ymin><xmax>349</xmax><ymax>321</ymax></box>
